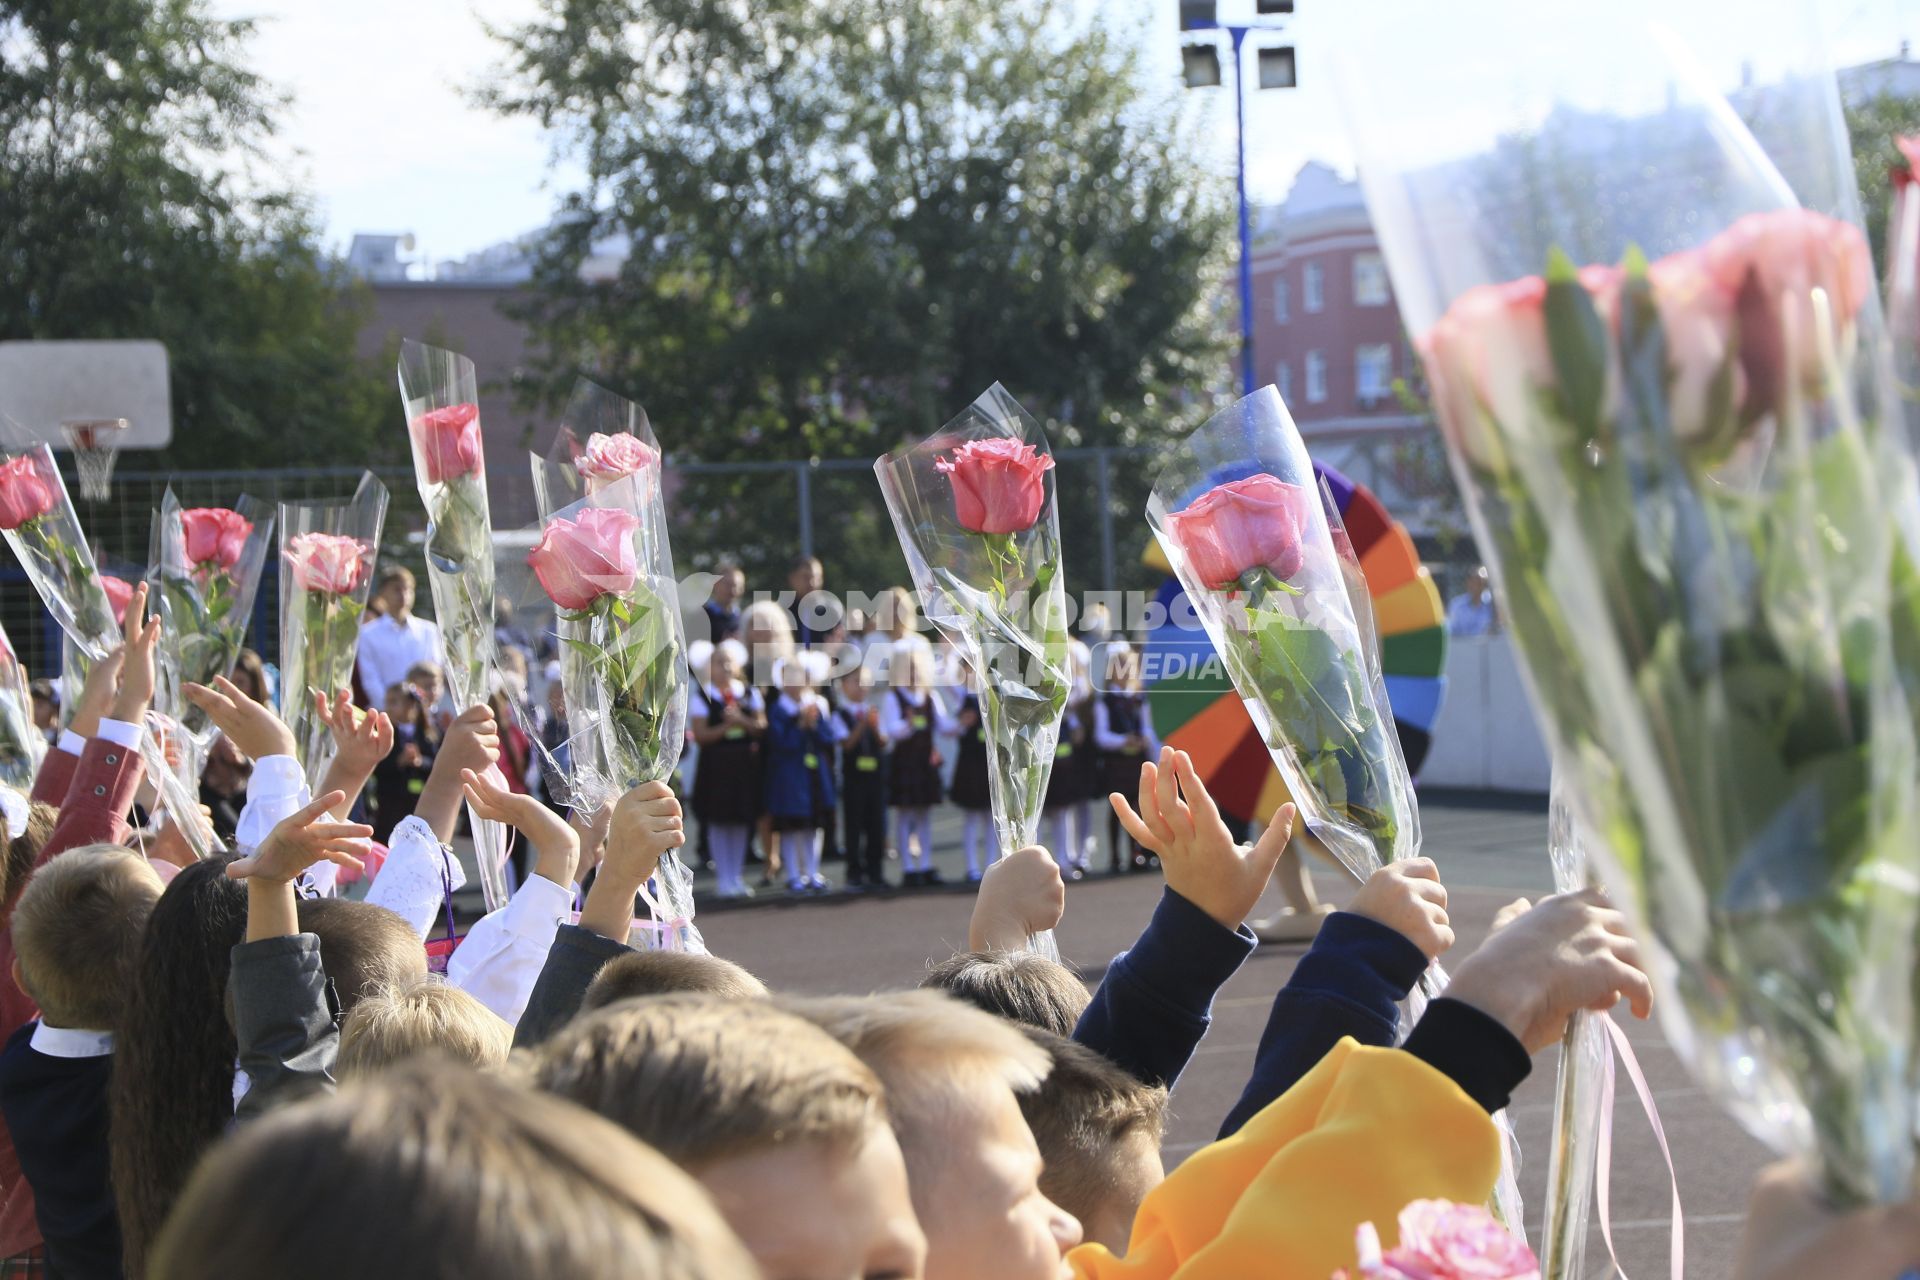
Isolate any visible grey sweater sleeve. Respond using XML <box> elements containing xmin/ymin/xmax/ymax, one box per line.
<box><xmin>231</xmin><ymin>933</ymin><xmax>338</xmax><ymax>1121</ymax></box>
<box><xmin>511</xmin><ymin>924</ymin><xmax>635</xmax><ymax>1049</ymax></box>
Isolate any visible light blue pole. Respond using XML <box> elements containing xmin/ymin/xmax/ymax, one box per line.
<box><xmin>1230</xmin><ymin>25</ymin><xmax>1255</xmax><ymax>396</ymax></box>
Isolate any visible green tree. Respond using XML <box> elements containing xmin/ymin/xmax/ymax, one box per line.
<box><xmin>1846</xmin><ymin>92</ymin><xmax>1920</xmax><ymax>262</ymax></box>
<box><xmin>485</xmin><ymin>0</ymin><xmax>1234</xmax><ymax>587</ymax></box>
<box><xmin>0</xmin><ymin>0</ymin><xmax>396</xmax><ymax>471</ymax></box>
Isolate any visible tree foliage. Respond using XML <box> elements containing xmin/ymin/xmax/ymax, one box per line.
<box><xmin>1846</xmin><ymin>92</ymin><xmax>1920</xmax><ymax>264</ymax></box>
<box><xmin>486</xmin><ymin>0</ymin><xmax>1235</xmax><ymax>584</ymax></box>
<box><xmin>0</xmin><ymin>0</ymin><xmax>395</xmax><ymax>470</ymax></box>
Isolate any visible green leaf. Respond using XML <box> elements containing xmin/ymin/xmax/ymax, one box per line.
<box><xmin>1544</xmin><ymin>248</ymin><xmax>1610</xmax><ymax>438</ymax></box>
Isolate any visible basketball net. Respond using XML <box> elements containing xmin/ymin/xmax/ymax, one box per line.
<box><xmin>62</xmin><ymin>419</ymin><xmax>128</xmax><ymax>502</ymax></box>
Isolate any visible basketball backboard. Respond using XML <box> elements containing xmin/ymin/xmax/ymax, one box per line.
<box><xmin>0</xmin><ymin>340</ymin><xmax>171</xmax><ymax>450</ymax></box>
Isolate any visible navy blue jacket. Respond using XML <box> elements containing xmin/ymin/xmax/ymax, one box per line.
<box><xmin>0</xmin><ymin>1024</ymin><xmax>121</xmax><ymax>1279</ymax></box>
<box><xmin>763</xmin><ymin>695</ymin><xmax>848</xmax><ymax>819</ymax></box>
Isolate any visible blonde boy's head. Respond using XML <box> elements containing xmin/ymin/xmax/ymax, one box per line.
<box><xmin>921</xmin><ymin>950</ymin><xmax>1090</xmax><ymax>1038</ymax></box>
<box><xmin>1015</xmin><ymin>1027</ymin><xmax>1167</xmax><ymax>1255</ymax></box>
<box><xmin>148</xmin><ymin>1060</ymin><xmax>758</xmax><ymax>1280</ymax></box>
<box><xmin>12</xmin><ymin>845</ymin><xmax>162</xmax><ymax>1031</ymax></box>
<box><xmin>579</xmin><ymin>951</ymin><xmax>767</xmax><ymax>1012</ymax></box>
<box><xmin>788</xmin><ymin>990</ymin><xmax>1083</xmax><ymax>1280</ymax></box>
<box><xmin>338</xmin><ymin>978</ymin><xmax>513</xmax><ymax>1081</ymax></box>
<box><xmin>528</xmin><ymin>994</ymin><xmax>926</xmax><ymax>1280</ymax></box>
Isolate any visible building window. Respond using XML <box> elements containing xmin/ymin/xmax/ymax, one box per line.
<box><xmin>1276</xmin><ymin>361</ymin><xmax>1292</xmax><ymax>401</ymax></box>
<box><xmin>1272</xmin><ymin>276</ymin><xmax>1289</xmax><ymax>323</ymax></box>
<box><xmin>1305</xmin><ymin>350</ymin><xmax>1327</xmax><ymax>403</ymax></box>
<box><xmin>1356</xmin><ymin>343</ymin><xmax>1393</xmax><ymax>404</ymax></box>
<box><xmin>1353</xmin><ymin>252</ymin><xmax>1390</xmax><ymax>306</ymax></box>
<box><xmin>1303</xmin><ymin>262</ymin><xmax>1324</xmax><ymax>313</ymax></box>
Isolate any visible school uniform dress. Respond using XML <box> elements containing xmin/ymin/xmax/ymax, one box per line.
<box><xmin>835</xmin><ymin>699</ymin><xmax>889</xmax><ymax>887</ymax></box>
<box><xmin>1044</xmin><ymin>706</ymin><xmax>1086</xmax><ymax>811</ymax></box>
<box><xmin>0</xmin><ymin>1024</ymin><xmax>119</xmax><ymax>1280</ymax></box>
<box><xmin>948</xmin><ymin>693</ymin><xmax>991</xmax><ymax>812</ymax></box>
<box><xmin>691</xmin><ymin>683</ymin><xmax>763</xmax><ymax>827</ymax></box>
<box><xmin>884</xmin><ymin>689</ymin><xmax>945</xmax><ymax>808</ymax></box>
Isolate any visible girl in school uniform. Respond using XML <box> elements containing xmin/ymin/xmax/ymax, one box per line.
<box><xmin>947</xmin><ymin>661</ymin><xmax>992</xmax><ymax>884</ymax></box>
<box><xmin>1094</xmin><ymin>643</ymin><xmax>1162</xmax><ymax>873</ymax></box>
<box><xmin>880</xmin><ymin>645</ymin><xmax>955</xmax><ymax>887</ymax></box>
<box><xmin>834</xmin><ymin>663</ymin><xmax>889</xmax><ymax>889</ymax></box>
<box><xmin>765</xmin><ymin>651</ymin><xmax>847</xmax><ymax>894</ymax></box>
<box><xmin>741</xmin><ymin>601</ymin><xmax>796</xmax><ymax>884</ymax></box>
<box><xmin>690</xmin><ymin>639</ymin><xmax>767</xmax><ymax>899</ymax></box>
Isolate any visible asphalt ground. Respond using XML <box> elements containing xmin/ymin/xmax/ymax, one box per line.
<box><xmin>448</xmin><ymin>794</ymin><xmax>1767</xmax><ymax>1275</ymax></box>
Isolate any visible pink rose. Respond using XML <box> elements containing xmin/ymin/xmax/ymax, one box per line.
<box><xmin>101</xmin><ymin>576</ymin><xmax>135</xmax><ymax>628</ymax></box>
<box><xmin>409</xmin><ymin>402</ymin><xmax>484</xmax><ymax>485</ymax></box>
<box><xmin>1699</xmin><ymin>208</ymin><xmax>1872</xmax><ymax>417</ymax></box>
<box><xmin>528</xmin><ymin>506</ymin><xmax>641</xmax><ymax>611</ymax></box>
<box><xmin>0</xmin><ymin>455</ymin><xmax>56</xmax><ymax>531</ymax></box>
<box><xmin>1419</xmin><ymin>276</ymin><xmax>1553</xmax><ymax>475</ymax></box>
<box><xmin>935</xmin><ymin>438</ymin><xmax>1055</xmax><ymax>534</ymax></box>
<box><xmin>285</xmin><ymin>532</ymin><xmax>371</xmax><ymax>596</ymax></box>
<box><xmin>1347</xmin><ymin>1200</ymin><xmax>1538</xmax><ymax>1280</ymax></box>
<box><xmin>576</xmin><ymin>432</ymin><xmax>660</xmax><ymax>492</ymax></box>
<box><xmin>1644</xmin><ymin>248</ymin><xmax>1743</xmax><ymax>443</ymax></box>
<box><xmin>1162</xmin><ymin>474</ymin><xmax>1312</xmax><ymax>589</ymax></box>
<box><xmin>180</xmin><ymin>507</ymin><xmax>253</xmax><ymax>569</ymax></box>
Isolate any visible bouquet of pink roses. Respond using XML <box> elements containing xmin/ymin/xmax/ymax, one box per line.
<box><xmin>876</xmin><ymin>385</ymin><xmax>1071</xmax><ymax>955</ymax></box>
<box><xmin>0</xmin><ymin>443</ymin><xmax>119</xmax><ymax>658</ymax></box>
<box><xmin>399</xmin><ymin>340</ymin><xmax>508</xmax><ymax>909</ymax></box>
<box><xmin>279</xmin><ymin>473</ymin><xmax>388</xmax><ymax>786</ymax></box>
<box><xmin>1347</xmin><ymin>10</ymin><xmax>1920</xmax><ymax>1204</ymax></box>
<box><xmin>528</xmin><ymin>379</ymin><xmax>694</xmax><ymax>946</ymax></box>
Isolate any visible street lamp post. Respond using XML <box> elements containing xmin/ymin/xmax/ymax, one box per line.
<box><xmin>1181</xmin><ymin>2</ymin><xmax>1295</xmax><ymax>396</ymax></box>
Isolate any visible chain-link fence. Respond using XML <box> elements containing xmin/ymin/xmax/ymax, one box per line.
<box><xmin>3</xmin><ymin>428</ymin><xmax>1479</xmax><ymax>680</ymax></box>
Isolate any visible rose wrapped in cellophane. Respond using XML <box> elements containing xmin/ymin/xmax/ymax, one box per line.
<box><xmin>280</xmin><ymin>473</ymin><xmax>388</xmax><ymax>787</ymax></box>
<box><xmin>152</xmin><ymin>490</ymin><xmax>274</xmax><ymax>752</ymax></box>
<box><xmin>0</xmin><ymin>622</ymin><xmax>42</xmax><ymax>788</ymax></box>
<box><xmin>1538</xmin><ymin>777</ymin><xmax>1605</xmax><ymax>1280</ymax></box>
<box><xmin>398</xmin><ymin>339</ymin><xmax>508</xmax><ymax>911</ymax></box>
<box><xmin>527</xmin><ymin>386</ymin><xmax>693</xmax><ymax>947</ymax></box>
<box><xmin>876</xmin><ymin>385</ymin><xmax>1070</xmax><ymax>958</ymax></box>
<box><xmin>0</xmin><ymin>444</ymin><xmax>119</xmax><ymax>659</ymax></box>
<box><xmin>1347</xmin><ymin>11</ymin><xmax>1920</xmax><ymax>1205</ymax></box>
<box><xmin>58</xmin><ymin>574</ymin><xmax>135</xmax><ymax>727</ymax></box>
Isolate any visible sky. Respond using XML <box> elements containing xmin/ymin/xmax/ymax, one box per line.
<box><xmin>209</xmin><ymin>0</ymin><xmax>1920</xmax><ymax>264</ymax></box>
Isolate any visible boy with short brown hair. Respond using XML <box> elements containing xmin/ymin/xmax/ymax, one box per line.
<box><xmin>578</xmin><ymin>950</ymin><xmax>767</xmax><ymax>1011</ymax></box>
<box><xmin>337</xmin><ymin>978</ymin><xmax>512</xmax><ymax>1080</ymax></box>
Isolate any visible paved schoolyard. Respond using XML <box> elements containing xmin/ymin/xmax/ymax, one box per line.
<box><xmin>688</xmin><ymin>797</ymin><xmax>1767</xmax><ymax>1278</ymax></box>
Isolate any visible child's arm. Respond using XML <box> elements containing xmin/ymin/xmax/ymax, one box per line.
<box><xmin>1216</xmin><ymin>858</ymin><xmax>1453</xmax><ymax>1138</ymax></box>
<box><xmin>514</xmin><ymin>781</ymin><xmax>683</xmax><ymax>1048</ymax></box>
<box><xmin>968</xmin><ymin>844</ymin><xmax>1066</xmax><ymax>952</ymax></box>
<box><xmin>25</xmin><ymin>646</ymin><xmax>121</xmax><ymax>805</ymax></box>
<box><xmin>447</xmin><ymin>768</ymin><xmax>581</xmax><ymax>1025</ymax></box>
<box><xmin>187</xmin><ymin>674</ymin><xmax>307</xmax><ymax>865</ymax></box>
<box><xmin>43</xmin><ymin>595</ymin><xmax>161</xmax><ymax>860</ymax></box>
<box><xmin>313</xmin><ymin>690</ymin><xmax>392</xmax><ymax>820</ymax></box>
<box><xmin>878</xmin><ymin>694</ymin><xmax>915</xmax><ymax>744</ymax></box>
<box><xmin>363</xmin><ymin>705</ymin><xmax>496</xmax><ymax>935</ymax></box>
<box><xmin>226</xmin><ymin>793</ymin><xmax>372</xmax><ymax>1120</ymax></box>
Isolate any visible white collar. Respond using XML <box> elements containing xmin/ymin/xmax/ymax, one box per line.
<box><xmin>31</xmin><ymin>1023</ymin><xmax>113</xmax><ymax>1059</ymax></box>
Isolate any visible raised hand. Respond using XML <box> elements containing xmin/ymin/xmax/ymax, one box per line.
<box><xmin>317</xmin><ymin>690</ymin><xmax>393</xmax><ymax>779</ymax></box>
<box><xmin>184</xmin><ymin>673</ymin><xmax>296</xmax><ymax>761</ymax></box>
<box><xmin>413</xmin><ymin>704</ymin><xmax>501</xmax><ymax>844</ymax></box>
<box><xmin>225</xmin><ymin>792</ymin><xmax>371</xmax><ymax>884</ymax></box>
<box><xmin>1444</xmin><ymin>887</ymin><xmax>1653</xmax><ymax>1054</ymax></box>
<box><xmin>67</xmin><ymin>644</ymin><xmax>126</xmax><ymax>741</ymax></box>
<box><xmin>968</xmin><ymin>844</ymin><xmax>1066</xmax><ymax>952</ymax></box>
<box><xmin>1110</xmin><ymin>747</ymin><xmax>1295</xmax><ymax>932</ymax></box>
<box><xmin>579</xmin><ymin>780</ymin><xmax>684</xmax><ymax>942</ymax></box>
<box><xmin>1346</xmin><ymin>857</ymin><xmax>1454</xmax><ymax>960</ymax></box>
<box><xmin>108</xmin><ymin>583</ymin><xmax>162</xmax><ymax>725</ymax></box>
<box><xmin>462</xmin><ymin>767</ymin><xmax>578</xmax><ymax>887</ymax></box>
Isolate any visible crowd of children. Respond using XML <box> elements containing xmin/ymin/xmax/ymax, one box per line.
<box><xmin>0</xmin><ymin>578</ymin><xmax>1897</xmax><ymax>1279</ymax></box>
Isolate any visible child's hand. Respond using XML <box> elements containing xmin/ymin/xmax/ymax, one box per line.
<box><xmin>414</xmin><ymin>704</ymin><xmax>501</xmax><ymax>844</ymax></box>
<box><xmin>462</xmin><ymin>767</ymin><xmax>578</xmax><ymax>887</ymax></box>
<box><xmin>1111</xmin><ymin>747</ymin><xmax>1294</xmax><ymax>932</ymax></box>
<box><xmin>1443</xmin><ymin>887</ymin><xmax>1653</xmax><ymax>1054</ymax></box>
<box><xmin>150</xmin><ymin>805</ymin><xmax>213</xmax><ymax>869</ymax></box>
<box><xmin>1347</xmin><ymin>858</ymin><xmax>1454</xmax><ymax>960</ymax></box>
<box><xmin>968</xmin><ymin>845</ymin><xmax>1066</xmax><ymax>952</ymax></box>
<box><xmin>1732</xmin><ymin>1160</ymin><xmax>1920</xmax><ymax>1280</ymax></box>
<box><xmin>318</xmin><ymin>690</ymin><xmax>393</xmax><ymax>779</ymax></box>
<box><xmin>225</xmin><ymin>792</ymin><xmax>371</xmax><ymax>884</ymax></box>
<box><xmin>185</xmin><ymin>674</ymin><xmax>296</xmax><ymax>761</ymax></box>
<box><xmin>579</xmin><ymin>781</ymin><xmax>684</xmax><ymax>942</ymax></box>
<box><xmin>68</xmin><ymin>644</ymin><xmax>125</xmax><ymax>740</ymax></box>
<box><xmin>108</xmin><ymin>584</ymin><xmax>161</xmax><ymax>725</ymax></box>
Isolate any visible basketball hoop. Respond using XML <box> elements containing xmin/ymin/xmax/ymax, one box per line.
<box><xmin>62</xmin><ymin>418</ymin><xmax>128</xmax><ymax>501</ymax></box>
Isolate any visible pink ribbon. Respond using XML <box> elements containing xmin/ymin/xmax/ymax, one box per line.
<box><xmin>1594</xmin><ymin>1011</ymin><xmax>1685</xmax><ymax>1278</ymax></box>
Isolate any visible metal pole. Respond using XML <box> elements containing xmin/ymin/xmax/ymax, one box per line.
<box><xmin>1096</xmin><ymin>448</ymin><xmax>1116</xmax><ymax>590</ymax></box>
<box><xmin>1231</xmin><ymin>25</ymin><xmax>1255</xmax><ymax>397</ymax></box>
<box><xmin>795</xmin><ymin>461</ymin><xmax>814</xmax><ymax>559</ymax></box>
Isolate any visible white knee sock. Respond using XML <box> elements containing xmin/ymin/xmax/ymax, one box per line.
<box><xmin>962</xmin><ymin>811</ymin><xmax>986</xmax><ymax>877</ymax></box>
<box><xmin>1050</xmin><ymin>811</ymin><xmax>1076</xmax><ymax>873</ymax></box>
<box><xmin>711</xmin><ymin>826</ymin><xmax>748</xmax><ymax>894</ymax></box>
<box><xmin>804</xmin><ymin>829</ymin><xmax>824</xmax><ymax>881</ymax></box>
<box><xmin>1074</xmin><ymin>801</ymin><xmax>1095</xmax><ymax>862</ymax></box>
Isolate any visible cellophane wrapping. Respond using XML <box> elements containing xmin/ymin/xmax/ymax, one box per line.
<box><xmin>1345</xmin><ymin>4</ymin><xmax>1920</xmax><ymax>1204</ymax></box>
<box><xmin>875</xmin><ymin>385</ymin><xmax>1071</xmax><ymax>960</ymax></box>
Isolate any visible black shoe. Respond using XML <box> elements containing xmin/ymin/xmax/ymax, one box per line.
<box><xmin>903</xmin><ymin>870</ymin><xmax>924</xmax><ymax>888</ymax></box>
<box><xmin>923</xmin><ymin>868</ymin><xmax>945</xmax><ymax>886</ymax></box>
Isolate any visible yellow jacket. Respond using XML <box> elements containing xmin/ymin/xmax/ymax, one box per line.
<box><xmin>1070</xmin><ymin>1038</ymin><xmax>1501</xmax><ymax>1279</ymax></box>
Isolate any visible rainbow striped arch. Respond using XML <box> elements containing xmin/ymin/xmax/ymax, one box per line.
<box><xmin>1140</xmin><ymin>461</ymin><xmax>1447</xmax><ymax>825</ymax></box>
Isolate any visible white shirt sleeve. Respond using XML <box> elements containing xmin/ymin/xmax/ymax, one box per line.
<box><xmin>928</xmin><ymin>690</ymin><xmax>959</xmax><ymax>737</ymax></box>
<box><xmin>234</xmin><ymin>754</ymin><xmax>309</xmax><ymax>854</ymax></box>
<box><xmin>357</xmin><ymin>619</ymin><xmax>392</xmax><ymax>705</ymax></box>
<box><xmin>95</xmin><ymin>718</ymin><xmax>144</xmax><ymax>749</ymax></box>
<box><xmin>879</xmin><ymin>693</ymin><xmax>913</xmax><ymax>743</ymax></box>
<box><xmin>1092</xmin><ymin>699</ymin><xmax>1128</xmax><ymax>752</ymax></box>
<box><xmin>365</xmin><ymin>815</ymin><xmax>468</xmax><ymax>939</ymax></box>
<box><xmin>448</xmin><ymin>872</ymin><xmax>574</xmax><ymax>1026</ymax></box>
<box><xmin>56</xmin><ymin>730</ymin><xmax>85</xmax><ymax>757</ymax></box>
